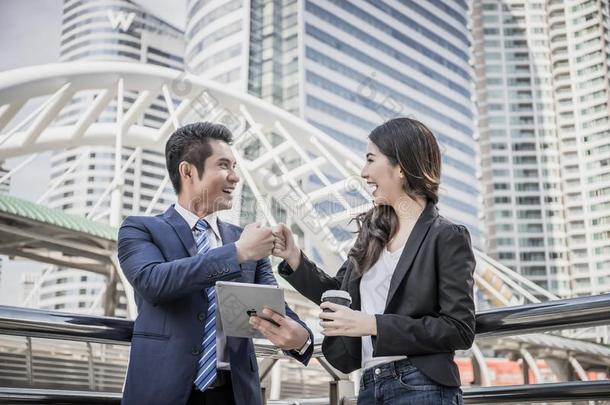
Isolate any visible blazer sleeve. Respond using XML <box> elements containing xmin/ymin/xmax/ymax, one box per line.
<box><xmin>373</xmin><ymin>225</ymin><xmax>476</xmax><ymax>357</ymax></box>
<box><xmin>278</xmin><ymin>251</ymin><xmax>348</xmax><ymax>305</ymax></box>
<box><xmin>254</xmin><ymin>257</ymin><xmax>314</xmax><ymax>366</ymax></box>
<box><xmin>117</xmin><ymin>216</ymin><xmax>242</xmax><ymax>305</ymax></box>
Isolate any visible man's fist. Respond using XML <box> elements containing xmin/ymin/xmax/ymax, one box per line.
<box><xmin>235</xmin><ymin>223</ymin><xmax>274</xmax><ymax>263</ymax></box>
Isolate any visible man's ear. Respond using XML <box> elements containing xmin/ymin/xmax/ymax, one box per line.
<box><xmin>179</xmin><ymin>161</ymin><xmax>192</xmax><ymax>182</ymax></box>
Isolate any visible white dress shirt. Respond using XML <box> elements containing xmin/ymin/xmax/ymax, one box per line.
<box><xmin>359</xmin><ymin>243</ymin><xmax>408</xmax><ymax>371</ymax></box>
<box><xmin>174</xmin><ymin>202</ymin><xmax>231</xmax><ymax>370</ymax></box>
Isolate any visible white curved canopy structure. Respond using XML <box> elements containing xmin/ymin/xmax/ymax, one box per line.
<box><xmin>0</xmin><ymin>62</ymin><xmax>558</xmax><ymax>309</ymax></box>
<box><xmin>3</xmin><ymin>61</ymin><xmax>610</xmax><ymax>387</ymax></box>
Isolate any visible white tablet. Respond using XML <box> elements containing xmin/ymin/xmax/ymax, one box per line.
<box><xmin>215</xmin><ymin>281</ymin><xmax>286</xmax><ymax>338</ymax></box>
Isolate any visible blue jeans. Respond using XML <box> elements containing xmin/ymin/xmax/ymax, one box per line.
<box><xmin>358</xmin><ymin>358</ymin><xmax>464</xmax><ymax>405</ymax></box>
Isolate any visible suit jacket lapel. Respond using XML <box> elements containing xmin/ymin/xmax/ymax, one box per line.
<box><xmin>384</xmin><ymin>201</ymin><xmax>438</xmax><ymax>309</ymax></box>
<box><xmin>217</xmin><ymin>219</ymin><xmax>236</xmax><ymax>245</ymax></box>
<box><xmin>163</xmin><ymin>205</ymin><xmax>197</xmax><ymax>256</ymax></box>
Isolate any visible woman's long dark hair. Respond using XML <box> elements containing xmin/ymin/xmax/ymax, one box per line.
<box><xmin>348</xmin><ymin>118</ymin><xmax>442</xmax><ymax>274</ymax></box>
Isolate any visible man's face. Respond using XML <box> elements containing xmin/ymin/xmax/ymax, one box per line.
<box><xmin>189</xmin><ymin>139</ymin><xmax>240</xmax><ymax>213</ymax></box>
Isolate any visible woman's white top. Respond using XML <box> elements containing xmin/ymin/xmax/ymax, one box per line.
<box><xmin>359</xmin><ymin>243</ymin><xmax>408</xmax><ymax>370</ymax></box>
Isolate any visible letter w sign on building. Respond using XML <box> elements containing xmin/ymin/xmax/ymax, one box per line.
<box><xmin>107</xmin><ymin>10</ymin><xmax>136</xmax><ymax>32</ymax></box>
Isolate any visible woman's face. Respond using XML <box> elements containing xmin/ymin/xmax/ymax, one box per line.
<box><xmin>361</xmin><ymin>141</ymin><xmax>404</xmax><ymax>206</ymax></box>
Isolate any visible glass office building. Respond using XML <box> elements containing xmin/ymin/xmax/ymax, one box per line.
<box><xmin>185</xmin><ymin>0</ymin><xmax>483</xmax><ymax>246</ymax></box>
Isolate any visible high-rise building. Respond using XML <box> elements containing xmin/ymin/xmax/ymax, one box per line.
<box><xmin>185</xmin><ymin>0</ymin><xmax>249</xmax><ymax>89</ymax></box>
<box><xmin>472</xmin><ymin>0</ymin><xmax>571</xmax><ymax>297</ymax></box>
<box><xmin>553</xmin><ymin>0</ymin><xmax>610</xmax><ymax>297</ymax></box>
<box><xmin>39</xmin><ymin>0</ymin><xmax>483</xmax><ymax>316</ymax></box>
<box><xmin>473</xmin><ymin>0</ymin><xmax>610</xmax><ymax>297</ymax></box>
<box><xmin>185</xmin><ymin>0</ymin><xmax>482</xmax><ymax>245</ymax></box>
<box><xmin>37</xmin><ymin>0</ymin><xmax>185</xmax><ymax>316</ymax></box>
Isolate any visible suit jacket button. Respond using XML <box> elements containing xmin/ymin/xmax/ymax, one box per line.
<box><xmin>192</xmin><ymin>347</ymin><xmax>201</xmax><ymax>356</ymax></box>
<box><xmin>197</xmin><ymin>312</ymin><xmax>205</xmax><ymax>321</ymax></box>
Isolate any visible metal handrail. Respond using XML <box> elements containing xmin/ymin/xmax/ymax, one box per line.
<box><xmin>0</xmin><ymin>305</ymin><xmax>327</xmax><ymax>363</ymax></box>
<box><xmin>0</xmin><ymin>305</ymin><xmax>132</xmax><ymax>344</ymax></box>
<box><xmin>343</xmin><ymin>380</ymin><xmax>610</xmax><ymax>404</ymax></box>
<box><xmin>462</xmin><ymin>380</ymin><xmax>610</xmax><ymax>404</ymax></box>
<box><xmin>4</xmin><ymin>381</ymin><xmax>610</xmax><ymax>404</ymax></box>
<box><xmin>2</xmin><ymin>294</ymin><xmax>610</xmax><ymax>404</ymax></box>
<box><xmin>475</xmin><ymin>292</ymin><xmax>610</xmax><ymax>337</ymax></box>
<box><xmin>0</xmin><ymin>387</ymin><xmax>122</xmax><ymax>404</ymax></box>
<box><xmin>2</xmin><ymin>293</ymin><xmax>610</xmax><ymax>344</ymax></box>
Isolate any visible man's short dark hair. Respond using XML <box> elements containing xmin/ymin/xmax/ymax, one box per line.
<box><xmin>165</xmin><ymin>122</ymin><xmax>233</xmax><ymax>194</ymax></box>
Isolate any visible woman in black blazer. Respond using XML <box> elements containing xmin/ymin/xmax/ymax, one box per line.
<box><xmin>271</xmin><ymin>118</ymin><xmax>476</xmax><ymax>404</ymax></box>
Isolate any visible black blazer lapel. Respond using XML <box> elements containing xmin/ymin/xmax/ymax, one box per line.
<box><xmin>346</xmin><ymin>269</ymin><xmax>362</xmax><ymax>311</ymax></box>
<box><xmin>163</xmin><ymin>205</ymin><xmax>197</xmax><ymax>256</ymax></box>
<box><xmin>384</xmin><ymin>202</ymin><xmax>438</xmax><ymax>309</ymax></box>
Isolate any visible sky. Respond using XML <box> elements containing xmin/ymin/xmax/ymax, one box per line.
<box><xmin>0</xmin><ymin>0</ymin><xmax>62</xmax><ymax>305</ymax></box>
<box><xmin>0</xmin><ymin>0</ymin><xmax>185</xmax><ymax>305</ymax></box>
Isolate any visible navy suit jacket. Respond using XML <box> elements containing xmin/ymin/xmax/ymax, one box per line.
<box><xmin>117</xmin><ymin>205</ymin><xmax>314</xmax><ymax>405</ymax></box>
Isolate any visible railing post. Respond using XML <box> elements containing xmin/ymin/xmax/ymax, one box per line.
<box><xmin>87</xmin><ymin>342</ymin><xmax>94</xmax><ymax>390</ymax></box>
<box><xmin>317</xmin><ymin>357</ymin><xmax>355</xmax><ymax>405</ymax></box>
<box><xmin>25</xmin><ymin>336</ymin><xmax>33</xmax><ymax>387</ymax></box>
<box><xmin>269</xmin><ymin>359</ymin><xmax>282</xmax><ymax>400</ymax></box>
<box><xmin>103</xmin><ymin>265</ymin><xmax>118</xmax><ymax>317</ymax></box>
<box><xmin>329</xmin><ymin>380</ymin><xmax>354</xmax><ymax>405</ymax></box>
<box><xmin>258</xmin><ymin>358</ymin><xmax>279</xmax><ymax>381</ymax></box>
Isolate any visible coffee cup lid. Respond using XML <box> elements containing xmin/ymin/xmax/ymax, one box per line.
<box><xmin>321</xmin><ymin>289</ymin><xmax>352</xmax><ymax>302</ymax></box>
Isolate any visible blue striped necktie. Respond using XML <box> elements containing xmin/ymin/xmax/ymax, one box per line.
<box><xmin>193</xmin><ymin>219</ymin><xmax>217</xmax><ymax>391</ymax></box>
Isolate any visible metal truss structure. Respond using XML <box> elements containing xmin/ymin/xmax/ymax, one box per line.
<box><xmin>0</xmin><ymin>62</ymin><xmax>607</xmax><ymax>387</ymax></box>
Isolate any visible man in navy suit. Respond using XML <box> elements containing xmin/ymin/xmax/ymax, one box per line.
<box><xmin>118</xmin><ymin>122</ymin><xmax>314</xmax><ymax>405</ymax></box>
